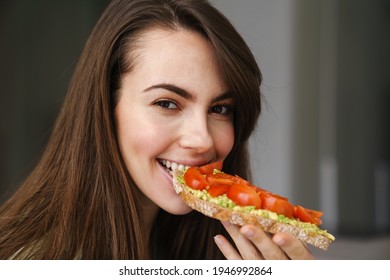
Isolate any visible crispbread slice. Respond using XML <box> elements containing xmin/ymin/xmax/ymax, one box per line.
<box><xmin>173</xmin><ymin>169</ymin><xmax>334</xmax><ymax>250</ymax></box>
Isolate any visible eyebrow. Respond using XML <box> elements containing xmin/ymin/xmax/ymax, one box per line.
<box><xmin>144</xmin><ymin>83</ymin><xmax>194</xmax><ymax>101</ymax></box>
<box><xmin>143</xmin><ymin>83</ymin><xmax>232</xmax><ymax>103</ymax></box>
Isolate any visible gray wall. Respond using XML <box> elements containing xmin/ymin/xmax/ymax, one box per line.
<box><xmin>212</xmin><ymin>0</ymin><xmax>390</xmax><ymax>235</ymax></box>
<box><xmin>211</xmin><ymin>0</ymin><xmax>390</xmax><ymax>259</ymax></box>
<box><xmin>0</xmin><ymin>0</ymin><xmax>106</xmax><ymax>201</ymax></box>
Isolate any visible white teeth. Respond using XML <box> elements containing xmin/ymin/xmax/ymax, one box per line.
<box><xmin>160</xmin><ymin>160</ymin><xmax>190</xmax><ymax>171</ymax></box>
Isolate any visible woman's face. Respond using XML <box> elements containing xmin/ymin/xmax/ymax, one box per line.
<box><xmin>115</xmin><ymin>28</ymin><xmax>234</xmax><ymax>214</ymax></box>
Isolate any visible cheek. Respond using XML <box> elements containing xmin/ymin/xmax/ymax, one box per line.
<box><xmin>214</xmin><ymin>124</ymin><xmax>235</xmax><ymax>159</ymax></box>
<box><xmin>117</xmin><ymin>117</ymin><xmax>167</xmax><ymax>157</ymax></box>
<box><xmin>115</xmin><ymin>104</ymin><xmax>149</xmax><ymax>157</ymax></box>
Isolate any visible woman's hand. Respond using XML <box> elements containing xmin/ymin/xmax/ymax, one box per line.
<box><xmin>214</xmin><ymin>221</ymin><xmax>314</xmax><ymax>260</ymax></box>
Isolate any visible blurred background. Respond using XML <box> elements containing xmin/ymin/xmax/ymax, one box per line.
<box><xmin>0</xmin><ymin>0</ymin><xmax>389</xmax><ymax>259</ymax></box>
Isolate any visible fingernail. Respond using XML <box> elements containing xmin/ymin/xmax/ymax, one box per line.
<box><xmin>214</xmin><ymin>235</ymin><xmax>224</xmax><ymax>246</ymax></box>
<box><xmin>241</xmin><ymin>227</ymin><xmax>255</xmax><ymax>238</ymax></box>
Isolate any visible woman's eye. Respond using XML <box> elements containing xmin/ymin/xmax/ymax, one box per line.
<box><xmin>210</xmin><ymin>104</ymin><xmax>233</xmax><ymax>116</ymax></box>
<box><xmin>154</xmin><ymin>100</ymin><xmax>178</xmax><ymax>110</ymax></box>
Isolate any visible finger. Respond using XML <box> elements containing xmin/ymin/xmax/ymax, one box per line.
<box><xmin>222</xmin><ymin>222</ymin><xmax>264</xmax><ymax>260</ymax></box>
<box><xmin>214</xmin><ymin>234</ymin><xmax>242</xmax><ymax>260</ymax></box>
<box><xmin>272</xmin><ymin>233</ymin><xmax>314</xmax><ymax>260</ymax></box>
<box><xmin>240</xmin><ymin>225</ymin><xmax>288</xmax><ymax>260</ymax></box>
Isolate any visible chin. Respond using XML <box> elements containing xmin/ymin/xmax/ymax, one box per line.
<box><xmin>161</xmin><ymin>202</ymin><xmax>193</xmax><ymax>215</ymax></box>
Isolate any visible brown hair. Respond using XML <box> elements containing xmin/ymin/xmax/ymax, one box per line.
<box><xmin>0</xmin><ymin>0</ymin><xmax>261</xmax><ymax>259</ymax></box>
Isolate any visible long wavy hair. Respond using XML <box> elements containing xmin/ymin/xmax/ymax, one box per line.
<box><xmin>0</xmin><ymin>0</ymin><xmax>261</xmax><ymax>259</ymax></box>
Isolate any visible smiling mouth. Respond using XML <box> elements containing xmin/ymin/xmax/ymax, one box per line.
<box><xmin>158</xmin><ymin>159</ymin><xmax>190</xmax><ymax>176</ymax></box>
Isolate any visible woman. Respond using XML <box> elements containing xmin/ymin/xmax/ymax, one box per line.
<box><xmin>0</xmin><ymin>0</ymin><xmax>313</xmax><ymax>259</ymax></box>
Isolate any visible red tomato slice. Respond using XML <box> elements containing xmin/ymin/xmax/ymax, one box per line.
<box><xmin>251</xmin><ymin>186</ymin><xmax>289</xmax><ymax>201</ymax></box>
<box><xmin>260</xmin><ymin>193</ymin><xmax>294</xmax><ymax>218</ymax></box>
<box><xmin>206</xmin><ymin>173</ymin><xmax>250</xmax><ymax>187</ymax></box>
<box><xmin>269</xmin><ymin>192</ymin><xmax>289</xmax><ymax>201</ymax></box>
<box><xmin>198</xmin><ymin>161</ymin><xmax>223</xmax><ymax>175</ymax></box>
<box><xmin>294</xmin><ymin>205</ymin><xmax>323</xmax><ymax>225</ymax></box>
<box><xmin>184</xmin><ymin>167</ymin><xmax>208</xmax><ymax>190</ymax></box>
<box><xmin>227</xmin><ymin>183</ymin><xmax>262</xmax><ymax>209</ymax></box>
<box><xmin>249</xmin><ymin>185</ymin><xmax>272</xmax><ymax>196</ymax></box>
<box><xmin>208</xmin><ymin>185</ymin><xmax>230</xmax><ymax>197</ymax></box>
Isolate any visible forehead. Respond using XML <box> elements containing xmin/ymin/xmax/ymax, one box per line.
<box><xmin>132</xmin><ymin>27</ymin><xmax>216</xmax><ymax>66</ymax></box>
<box><xmin>123</xmin><ymin>27</ymin><xmax>227</xmax><ymax>94</ymax></box>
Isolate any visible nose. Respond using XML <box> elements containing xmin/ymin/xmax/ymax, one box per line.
<box><xmin>178</xmin><ymin>114</ymin><xmax>214</xmax><ymax>153</ymax></box>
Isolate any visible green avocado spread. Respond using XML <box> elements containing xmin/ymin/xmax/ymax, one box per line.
<box><xmin>177</xmin><ymin>172</ymin><xmax>335</xmax><ymax>241</ymax></box>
